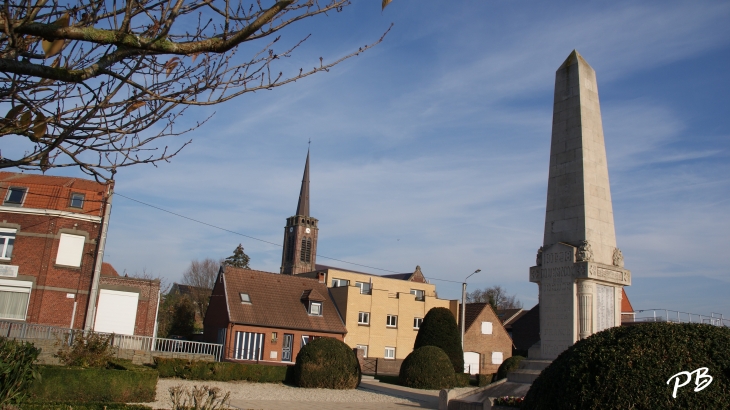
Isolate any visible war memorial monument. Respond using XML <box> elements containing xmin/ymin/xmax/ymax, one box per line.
<box><xmin>529</xmin><ymin>50</ymin><xmax>631</xmax><ymax>360</ymax></box>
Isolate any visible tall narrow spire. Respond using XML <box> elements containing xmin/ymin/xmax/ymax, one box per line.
<box><xmin>295</xmin><ymin>149</ymin><xmax>310</xmax><ymax>217</ymax></box>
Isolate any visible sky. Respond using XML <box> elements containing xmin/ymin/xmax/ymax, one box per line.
<box><xmin>7</xmin><ymin>0</ymin><xmax>730</xmax><ymax>320</ymax></box>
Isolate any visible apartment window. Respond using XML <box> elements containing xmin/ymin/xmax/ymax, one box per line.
<box><xmin>386</xmin><ymin>314</ymin><xmax>398</xmax><ymax>327</ymax></box>
<box><xmin>358</xmin><ymin>312</ymin><xmax>370</xmax><ymax>325</ymax></box>
<box><xmin>0</xmin><ymin>229</ymin><xmax>15</xmax><ymax>260</ymax></box>
<box><xmin>0</xmin><ymin>279</ymin><xmax>32</xmax><ymax>321</ymax></box>
<box><xmin>356</xmin><ymin>344</ymin><xmax>368</xmax><ymax>358</ymax></box>
<box><xmin>331</xmin><ymin>278</ymin><xmax>349</xmax><ymax>288</ymax></box>
<box><xmin>240</xmin><ymin>293</ymin><xmax>251</xmax><ymax>303</ymax></box>
<box><xmin>413</xmin><ymin>317</ymin><xmax>423</xmax><ymax>329</ymax></box>
<box><xmin>309</xmin><ymin>301</ymin><xmax>322</xmax><ymax>316</ymax></box>
<box><xmin>3</xmin><ymin>187</ymin><xmax>27</xmax><ymax>206</ymax></box>
<box><xmin>55</xmin><ymin>233</ymin><xmax>85</xmax><ymax>267</ymax></box>
<box><xmin>384</xmin><ymin>347</ymin><xmax>395</xmax><ymax>359</ymax></box>
<box><xmin>410</xmin><ymin>289</ymin><xmax>425</xmax><ymax>301</ymax></box>
<box><xmin>355</xmin><ymin>282</ymin><xmax>371</xmax><ymax>295</ymax></box>
<box><xmin>69</xmin><ymin>193</ymin><xmax>85</xmax><ymax>208</ymax></box>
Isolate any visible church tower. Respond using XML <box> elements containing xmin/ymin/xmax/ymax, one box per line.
<box><xmin>280</xmin><ymin>150</ymin><xmax>319</xmax><ymax>275</ymax></box>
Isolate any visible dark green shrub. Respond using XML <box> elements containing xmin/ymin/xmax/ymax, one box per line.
<box><xmin>54</xmin><ymin>332</ymin><xmax>114</xmax><ymax>368</ymax></box>
<box><xmin>0</xmin><ymin>337</ymin><xmax>41</xmax><ymax>407</ymax></box>
<box><xmin>414</xmin><ymin>307</ymin><xmax>463</xmax><ymax>373</ymax></box>
<box><xmin>290</xmin><ymin>337</ymin><xmax>361</xmax><ymax>389</ymax></box>
<box><xmin>28</xmin><ymin>364</ymin><xmax>158</xmax><ymax>403</ymax></box>
<box><xmin>522</xmin><ymin>323</ymin><xmax>730</xmax><ymax>410</ymax></box>
<box><xmin>496</xmin><ymin>355</ymin><xmax>523</xmax><ymax>380</ymax></box>
<box><xmin>454</xmin><ymin>372</ymin><xmax>471</xmax><ymax>387</ymax></box>
<box><xmin>154</xmin><ymin>357</ymin><xmax>287</xmax><ymax>382</ymax></box>
<box><xmin>20</xmin><ymin>403</ymin><xmax>150</xmax><ymax>409</ymax></box>
<box><xmin>399</xmin><ymin>346</ymin><xmax>456</xmax><ymax>390</ymax></box>
<box><xmin>477</xmin><ymin>373</ymin><xmax>494</xmax><ymax>387</ymax></box>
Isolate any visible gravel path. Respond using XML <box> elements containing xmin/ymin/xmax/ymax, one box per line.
<box><xmin>139</xmin><ymin>379</ymin><xmax>423</xmax><ymax>409</ymax></box>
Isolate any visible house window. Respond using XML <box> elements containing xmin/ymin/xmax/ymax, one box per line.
<box><xmin>358</xmin><ymin>312</ymin><xmax>370</xmax><ymax>325</ymax></box>
<box><xmin>410</xmin><ymin>289</ymin><xmax>425</xmax><ymax>301</ymax></box>
<box><xmin>386</xmin><ymin>315</ymin><xmax>398</xmax><ymax>327</ymax></box>
<box><xmin>0</xmin><ymin>279</ymin><xmax>32</xmax><ymax>320</ymax></box>
<box><xmin>481</xmin><ymin>321</ymin><xmax>493</xmax><ymax>335</ymax></box>
<box><xmin>69</xmin><ymin>193</ymin><xmax>85</xmax><ymax>208</ymax></box>
<box><xmin>413</xmin><ymin>317</ymin><xmax>423</xmax><ymax>329</ymax></box>
<box><xmin>55</xmin><ymin>233</ymin><xmax>85</xmax><ymax>267</ymax></box>
<box><xmin>356</xmin><ymin>344</ymin><xmax>368</xmax><ymax>358</ymax></box>
<box><xmin>271</xmin><ymin>332</ymin><xmax>278</xmax><ymax>343</ymax></box>
<box><xmin>309</xmin><ymin>301</ymin><xmax>322</xmax><ymax>316</ymax></box>
<box><xmin>331</xmin><ymin>278</ymin><xmax>349</xmax><ymax>288</ymax></box>
<box><xmin>491</xmin><ymin>352</ymin><xmax>504</xmax><ymax>365</ymax></box>
<box><xmin>217</xmin><ymin>328</ymin><xmax>227</xmax><ymax>344</ymax></box>
<box><xmin>233</xmin><ymin>331</ymin><xmax>264</xmax><ymax>360</ymax></box>
<box><xmin>355</xmin><ymin>282</ymin><xmax>371</xmax><ymax>295</ymax></box>
<box><xmin>384</xmin><ymin>347</ymin><xmax>395</xmax><ymax>359</ymax></box>
<box><xmin>0</xmin><ymin>229</ymin><xmax>15</xmax><ymax>260</ymax></box>
<box><xmin>3</xmin><ymin>187</ymin><xmax>27</xmax><ymax>206</ymax></box>
<box><xmin>240</xmin><ymin>293</ymin><xmax>251</xmax><ymax>303</ymax></box>
<box><xmin>301</xmin><ymin>335</ymin><xmax>314</xmax><ymax>348</ymax></box>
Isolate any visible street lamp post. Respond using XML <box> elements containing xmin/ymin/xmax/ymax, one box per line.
<box><xmin>461</xmin><ymin>269</ymin><xmax>481</xmax><ymax>350</ymax></box>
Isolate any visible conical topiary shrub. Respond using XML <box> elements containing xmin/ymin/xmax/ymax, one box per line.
<box><xmin>414</xmin><ymin>307</ymin><xmax>464</xmax><ymax>373</ymax></box>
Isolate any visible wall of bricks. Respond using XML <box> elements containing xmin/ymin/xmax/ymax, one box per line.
<box><xmin>462</xmin><ymin>304</ymin><xmax>513</xmax><ymax>375</ymax></box>
<box><xmin>99</xmin><ymin>275</ymin><xmax>160</xmax><ymax>337</ymax></box>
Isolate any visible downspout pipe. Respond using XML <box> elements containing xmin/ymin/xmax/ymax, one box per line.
<box><xmin>84</xmin><ymin>184</ymin><xmax>114</xmax><ymax>331</ymax></box>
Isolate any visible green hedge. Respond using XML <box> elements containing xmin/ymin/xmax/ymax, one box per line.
<box><xmin>497</xmin><ymin>355</ymin><xmax>523</xmax><ymax>380</ymax></box>
<box><xmin>20</xmin><ymin>403</ymin><xmax>150</xmax><ymax>409</ymax></box>
<box><xmin>454</xmin><ymin>372</ymin><xmax>471</xmax><ymax>387</ymax></box>
<box><xmin>399</xmin><ymin>346</ymin><xmax>456</xmax><ymax>390</ymax></box>
<box><xmin>522</xmin><ymin>323</ymin><xmax>730</xmax><ymax>409</ymax></box>
<box><xmin>27</xmin><ymin>363</ymin><xmax>158</xmax><ymax>403</ymax></box>
<box><xmin>155</xmin><ymin>357</ymin><xmax>288</xmax><ymax>383</ymax></box>
<box><xmin>288</xmin><ymin>338</ymin><xmax>361</xmax><ymax>389</ymax></box>
<box><xmin>477</xmin><ymin>373</ymin><xmax>494</xmax><ymax>387</ymax></box>
<box><xmin>414</xmin><ymin>307</ymin><xmax>464</xmax><ymax>373</ymax></box>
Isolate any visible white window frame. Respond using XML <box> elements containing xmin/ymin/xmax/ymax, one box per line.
<box><xmin>331</xmin><ymin>278</ymin><xmax>349</xmax><ymax>288</ymax></box>
<box><xmin>386</xmin><ymin>314</ymin><xmax>398</xmax><ymax>328</ymax></box>
<box><xmin>355</xmin><ymin>282</ymin><xmax>371</xmax><ymax>295</ymax></box>
<box><xmin>492</xmin><ymin>352</ymin><xmax>504</xmax><ymax>365</ymax></box>
<box><xmin>356</xmin><ymin>344</ymin><xmax>368</xmax><ymax>358</ymax></box>
<box><xmin>481</xmin><ymin>321</ymin><xmax>493</xmax><ymax>335</ymax></box>
<box><xmin>410</xmin><ymin>289</ymin><xmax>425</xmax><ymax>301</ymax></box>
<box><xmin>309</xmin><ymin>301</ymin><xmax>322</xmax><ymax>316</ymax></box>
<box><xmin>69</xmin><ymin>193</ymin><xmax>85</xmax><ymax>208</ymax></box>
<box><xmin>413</xmin><ymin>317</ymin><xmax>423</xmax><ymax>329</ymax></box>
<box><xmin>3</xmin><ymin>187</ymin><xmax>27</xmax><ymax>206</ymax></box>
<box><xmin>55</xmin><ymin>233</ymin><xmax>85</xmax><ymax>267</ymax></box>
<box><xmin>0</xmin><ymin>279</ymin><xmax>32</xmax><ymax>321</ymax></box>
<box><xmin>0</xmin><ymin>229</ymin><xmax>16</xmax><ymax>260</ymax></box>
<box><xmin>384</xmin><ymin>347</ymin><xmax>395</xmax><ymax>359</ymax></box>
<box><xmin>358</xmin><ymin>311</ymin><xmax>370</xmax><ymax>325</ymax></box>
<box><xmin>240</xmin><ymin>293</ymin><xmax>251</xmax><ymax>303</ymax></box>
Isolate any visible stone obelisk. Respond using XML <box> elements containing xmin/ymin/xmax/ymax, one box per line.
<box><xmin>529</xmin><ymin>50</ymin><xmax>631</xmax><ymax>360</ymax></box>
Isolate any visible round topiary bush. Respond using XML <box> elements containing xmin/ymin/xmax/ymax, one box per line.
<box><xmin>289</xmin><ymin>337</ymin><xmax>361</xmax><ymax>389</ymax></box>
<box><xmin>414</xmin><ymin>307</ymin><xmax>464</xmax><ymax>373</ymax></box>
<box><xmin>399</xmin><ymin>346</ymin><xmax>456</xmax><ymax>390</ymax></box>
<box><xmin>496</xmin><ymin>355</ymin><xmax>524</xmax><ymax>380</ymax></box>
<box><xmin>522</xmin><ymin>323</ymin><xmax>730</xmax><ymax>410</ymax></box>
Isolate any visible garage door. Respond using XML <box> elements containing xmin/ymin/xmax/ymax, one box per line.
<box><xmin>464</xmin><ymin>351</ymin><xmax>480</xmax><ymax>375</ymax></box>
<box><xmin>94</xmin><ymin>289</ymin><xmax>139</xmax><ymax>335</ymax></box>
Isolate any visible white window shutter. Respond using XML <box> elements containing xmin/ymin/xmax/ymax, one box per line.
<box><xmin>481</xmin><ymin>321</ymin><xmax>493</xmax><ymax>334</ymax></box>
<box><xmin>492</xmin><ymin>352</ymin><xmax>503</xmax><ymax>364</ymax></box>
<box><xmin>56</xmin><ymin>234</ymin><xmax>85</xmax><ymax>267</ymax></box>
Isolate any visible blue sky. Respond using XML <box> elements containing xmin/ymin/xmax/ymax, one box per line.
<box><xmin>14</xmin><ymin>1</ymin><xmax>730</xmax><ymax>318</ymax></box>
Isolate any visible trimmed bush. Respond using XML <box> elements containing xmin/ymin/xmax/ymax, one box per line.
<box><xmin>290</xmin><ymin>337</ymin><xmax>361</xmax><ymax>389</ymax></box>
<box><xmin>399</xmin><ymin>346</ymin><xmax>456</xmax><ymax>390</ymax></box>
<box><xmin>28</xmin><ymin>363</ymin><xmax>158</xmax><ymax>403</ymax></box>
<box><xmin>0</xmin><ymin>337</ymin><xmax>41</xmax><ymax>407</ymax></box>
<box><xmin>477</xmin><ymin>373</ymin><xmax>494</xmax><ymax>387</ymax></box>
<box><xmin>20</xmin><ymin>403</ymin><xmax>150</xmax><ymax>409</ymax></box>
<box><xmin>414</xmin><ymin>307</ymin><xmax>464</xmax><ymax>373</ymax></box>
<box><xmin>155</xmin><ymin>357</ymin><xmax>287</xmax><ymax>382</ymax></box>
<box><xmin>522</xmin><ymin>323</ymin><xmax>730</xmax><ymax>410</ymax></box>
<box><xmin>454</xmin><ymin>372</ymin><xmax>471</xmax><ymax>387</ymax></box>
<box><xmin>496</xmin><ymin>355</ymin><xmax>523</xmax><ymax>380</ymax></box>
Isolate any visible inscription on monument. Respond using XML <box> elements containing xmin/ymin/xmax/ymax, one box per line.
<box><xmin>596</xmin><ymin>284</ymin><xmax>615</xmax><ymax>332</ymax></box>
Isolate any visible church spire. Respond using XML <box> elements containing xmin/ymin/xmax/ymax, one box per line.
<box><xmin>295</xmin><ymin>149</ymin><xmax>310</xmax><ymax>217</ymax></box>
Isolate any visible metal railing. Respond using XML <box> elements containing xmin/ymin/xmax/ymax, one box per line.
<box><xmin>631</xmin><ymin>309</ymin><xmax>729</xmax><ymax>327</ymax></box>
<box><xmin>0</xmin><ymin>320</ymin><xmax>223</xmax><ymax>361</ymax></box>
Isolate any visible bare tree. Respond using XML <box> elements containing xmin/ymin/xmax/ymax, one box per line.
<box><xmin>180</xmin><ymin>257</ymin><xmax>221</xmax><ymax>321</ymax></box>
<box><xmin>0</xmin><ymin>0</ymin><xmax>391</xmax><ymax>180</ymax></box>
<box><xmin>467</xmin><ymin>285</ymin><xmax>522</xmax><ymax>310</ymax></box>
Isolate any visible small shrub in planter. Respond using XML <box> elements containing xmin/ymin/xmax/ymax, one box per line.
<box><xmin>494</xmin><ymin>396</ymin><xmax>524</xmax><ymax>408</ymax></box>
<box><xmin>399</xmin><ymin>346</ymin><xmax>456</xmax><ymax>390</ymax></box>
<box><xmin>289</xmin><ymin>337</ymin><xmax>360</xmax><ymax>389</ymax></box>
<box><xmin>522</xmin><ymin>323</ymin><xmax>730</xmax><ymax>410</ymax></box>
<box><xmin>0</xmin><ymin>337</ymin><xmax>41</xmax><ymax>407</ymax></box>
<box><xmin>496</xmin><ymin>355</ymin><xmax>523</xmax><ymax>380</ymax></box>
<box><xmin>414</xmin><ymin>307</ymin><xmax>464</xmax><ymax>373</ymax></box>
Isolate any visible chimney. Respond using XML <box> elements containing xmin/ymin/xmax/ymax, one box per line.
<box><xmin>317</xmin><ymin>271</ymin><xmax>326</xmax><ymax>283</ymax></box>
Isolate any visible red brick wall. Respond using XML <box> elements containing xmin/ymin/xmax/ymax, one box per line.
<box><xmin>98</xmin><ymin>276</ymin><xmax>160</xmax><ymax>336</ymax></box>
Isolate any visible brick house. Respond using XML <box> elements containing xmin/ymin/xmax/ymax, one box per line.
<box><xmin>203</xmin><ymin>266</ymin><xmax>347</xmax><ymax>363</ymax></box>
<box><xmin>98</xmin><ymin>263</ymin><xmax>160</xmax><ymax>336</ymax></box>
<box><xmin>462</xmin><ymin>302</ymin><xmax>514</xmax><ymax>375</ymax></box>
<box><xmin>0</xmin><ymin>172</ymin><xmax>159</xmax><ymax>336</ymax></box>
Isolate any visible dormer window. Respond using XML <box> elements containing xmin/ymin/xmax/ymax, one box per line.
<box><xmin>240</xmin><ymin>293</ymin><xmax>251</xmax><ymax>304</ymax></box>
<box><xmin>70</xmin><ymin>193</ymin><xmax>85</xmax><ymax>208</ymax></box>
<box><xmin>309</xmin><ymin>301</ymin><xmax>322</xmax><ymax>316</ymax></box>
<box><xmin>3</xmin><ymin>187</ymin><xmax>27</xmax><ymax>206</ymax></box>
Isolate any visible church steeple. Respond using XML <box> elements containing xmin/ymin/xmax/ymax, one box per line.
<box><xmin>280</xmin><ymin>150</ymin><xmax>319</xmax><ymax>275</ymax></box>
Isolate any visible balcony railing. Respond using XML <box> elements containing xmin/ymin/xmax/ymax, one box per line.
<box><xmin>0</xmin><ymin>320</ymin><xmax>223</xmax><ymax>361</ymax></box>
<box><xmin>631</xmin><ymin>309</ymin><xmax>729</xmax><ymax>327</ymax></box>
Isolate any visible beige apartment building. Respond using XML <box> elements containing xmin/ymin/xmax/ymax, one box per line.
<box><xmin>297</xmin><ymin>265</ymin><xmax>458</xmax><ymax>360</ymax></box>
